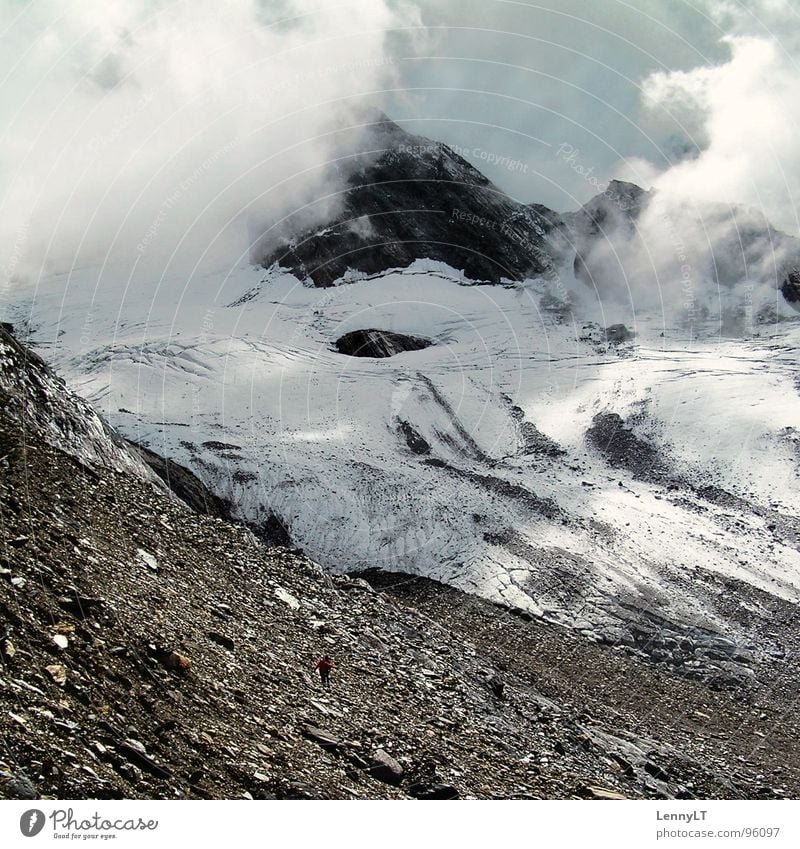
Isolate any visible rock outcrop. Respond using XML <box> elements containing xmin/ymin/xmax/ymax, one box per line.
<box><xmin>335</xmin><ymin>329</ymin><xmax>432</xmax><ymax>358</ymax></box>
<box><xmin>255</xmin><ymin>111</ymin><xmax>562</xmax><ymax>286</ymax></box>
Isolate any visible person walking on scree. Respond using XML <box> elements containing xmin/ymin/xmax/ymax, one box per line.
<box><xmin>315</xmin><ymin>654</ymin><xmax>335</xmax><ymax>688</ymax></box>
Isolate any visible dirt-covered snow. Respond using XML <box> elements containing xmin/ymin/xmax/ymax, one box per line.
<box><xmin>5</xmin><ymin>260</ymin><xmax>800</xmax><ymax>666</ymax></box>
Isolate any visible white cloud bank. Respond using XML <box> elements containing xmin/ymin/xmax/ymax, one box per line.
<box><xmin>621</xmin><ymin>1</ymin><xmax>800</xmax><ymax>236</ymax></box>
<box><xmin>0</xmin><ymin>0</ymin><xmax>419</xmax><ymax>287</ymax></box>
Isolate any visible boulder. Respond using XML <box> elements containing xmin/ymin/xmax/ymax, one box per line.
<box><xmin>336</xmin><ymin>329</ymin><xmax>432</xmax><ymax>359</ymax></box>
<box><xmin>409</xmin><ymin>782</ymin><xmax>459</xmax><ymax>800</ymax></box>
<box><xmin>302</xmin><ymin>726</ymin><xmax>341</xmax><ymax>752</ymax></box>
<box><xmin>3</xmin><ymin>774</ymin><xmax>37</xmax><ymax>800</ymax></box>
<box><xmin>366</xmin><ymin>749</ymin><xmax>404</xmax><ymax>786</ymax></box>
<box><xmin>581</xmin><ymin>784</ymin><xmax>627</xmax><ymax>800</ymax></box>
<box><xmin>604</xmin><ymin>324</ymin><xmax>635</xmax><ymax>344</ymax></box>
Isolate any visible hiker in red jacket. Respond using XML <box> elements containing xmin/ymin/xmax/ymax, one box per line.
<box><xmin>314</xmin><ymin>654</ymin><xmax>335</xmax><ymax>688</ymax></box>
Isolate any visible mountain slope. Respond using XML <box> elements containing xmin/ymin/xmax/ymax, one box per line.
<box><xmin>4</xmin><ymin>120</ymin><xmax>800</xmax><ymax>701</ymax></box>
<box><xmin>7</xmin><ymin>254</ymin><xmax>800</xmax><ymax>676</ymax></box>
<box><xmin>0</xmin><ymin>325</ymin><xmax>155</xmax><ymax>480</ymax></box>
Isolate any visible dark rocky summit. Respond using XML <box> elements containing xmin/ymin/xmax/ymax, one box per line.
<box><xmin>570</xmin><ymin>179</ymin><xmax>800</xmax><ymax>304</ymax></box>
<box><xmin>255</xmin><ymin>112</ymin><xmax>563</xmax><ymax>286</ymax></box>
<box><xmin>781</xmin><ymin>266</ymin><xmax>800</xmax><ymax>304</ymax></box>
<box><xmin>253</xmin><ymin>113</ymin><xmax>800</xmax><ymax>316</ymax></box>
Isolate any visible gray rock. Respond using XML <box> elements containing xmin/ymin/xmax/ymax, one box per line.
<box><xmin>283</xmin><ymin>782</ymin><xmax>323</xmax><ymax>800</ymax></box>
<box><xmin>604</xmin><ymin>324</ymin><xmax>635</xmax><ymax>344</ymax></box>
<box><xmin>336</xmin><ymin>330</ymin><xmax>432</xmax><ymax>359</ymax></box>
<box><xmin>4</xmin><ymin>774</ymin><xmax>37</xmax><ymax>799</ymax></box>
<box><xmin>366</xmin><ymin>749</ymin><xmax>404</xmax><ymax>786</ymax></box>
<box><xmin>302</xmin><ymin>725</ymin><xmax>341</xmax><ymax>751</ymax></box>
<box><xmin>410</xmin><ymin>782</ymin><xmax>460</xmax><ymax>800</ymax></box>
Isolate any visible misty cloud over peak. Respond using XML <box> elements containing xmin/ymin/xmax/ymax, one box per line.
<box><xmin>1</xmin><ymin>0</ymin><xmax>798</xmax><ymax>306</ymax></box>
<box><xmin>0</xmin><ymin>0</ymin><xmax>420</xmax><ymax>286</ymax></box>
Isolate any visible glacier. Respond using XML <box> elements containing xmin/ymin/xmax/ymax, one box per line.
<box><xmin>6</xmin><ymin>256</ymin><xmax>800</xmax><ymax>666</ymax></box>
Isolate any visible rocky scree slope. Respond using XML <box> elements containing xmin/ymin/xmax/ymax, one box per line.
<box><xmin>2</xmin><ymin>327</ymin><xmax>800</xmax><ymax>800</ymax></box>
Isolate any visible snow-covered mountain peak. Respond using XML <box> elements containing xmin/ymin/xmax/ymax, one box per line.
<box><xmin>4</xmin><ymin>119</ymin><xmax>800</xmax><ymax>685</ymax></box>
<box><xmin>253</xmin><ymin>113</ymin><xmax>560</xmax><ymax>287</ymax></box>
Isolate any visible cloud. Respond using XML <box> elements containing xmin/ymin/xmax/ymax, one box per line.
<box><xmin>0</xmin><ymin>0</ymin><xmax>420</xmax><ymax>288</ymax></box>
<box><xmin>565</xmin><ymin>1</ymin><xmax>800</xmax><ymax>328</ymax></box>
<box><xmin>640</xmin><ymin>34</ymin><xmax>800</xmax><ymax>236</ymax></box>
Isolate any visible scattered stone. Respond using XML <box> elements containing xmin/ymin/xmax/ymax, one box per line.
<box><xmin>362</xmin><ymin>631</ymin><xmax>388</xmax><ymax>653</ymax></box>
<box><xmin>366</xmin><ymin>749</ymin><xmax>404</xmax><ymax>786</ymax></box>
<box><xmin>117</xmin><ymin>741</ymin><xmax>172</xmax><ymax>780</ymax></box>
<box><xmin>302</xmin><ymin>726</ymin><xmax>341</xmax><ymax>751</ymax></box>
<box><xmin>9</xmin><ymin>712</ymin><xmax>28</xmax><ymax>728</ymax></box>
<box><xmin>123</xmin><ymin>738</ymin><xmax>147</xmax><ymax>756</ymax></box>
<box><xmin>581</xmin><ymin>785</ymin><xmax>627</xmax><ymax>800</ymax></box>
<box><xmin>137</xmin><ymin>549</ymin><xmax>159</xmax><ymax>571</ymax></box>
<box><xmin>4</xmin><ymin>773</ymin><xmax>37</xmax><ymax>799</ymax></box>
<box><xmin>45</xmin><ymin>664</ymin><xmax>67</xmax><ymax>686</ymax></box>
<box><xmin>283</xmin><ymin>782</ymin><xmax>323</xmax><ymax>800</ymax></box>
<box><xmin>207</xmin><ymin>632</ymin><xmax>235</xmax><ymax>651</ymax></box>
<box><xmin>486</xmin><ymin>674</ymin><xmax>506</xmax><ymax>699</ymax></box>
<box><xmin>339</xmin><ymin>577</ymin><xmax>373</xmax><ymax>593</ymax></box>
<box><xmin>409</xmin><ymin>783</ymin><xmax>460</xmax><ymax>800</ymax></box>
<box><xmin>309</xmin><ymin>699</ymin><xmax>342</xmax><ymax>718</ymax></box>
<box><xmin>52</xmin><ymin>634</ymin><xmax>69</xmax><ymax>650</ymax></box>
<box><xmin>273</xmin><ymin>587</ymin><xmax>300</xmax><ymax>610</ymax></box>
<box><xmin>58</xmin><ymin>595</ymin><xmax>103</xmax><ymax>618</ymax></box>
<box><xmin>164</xmin><ymin>652</ymin><xmax>192</xmax><ymax>674</ymax></box>
<box><xmin>644</xmin><ymin>761</ymin><xmax>670</xmax><ymax>781</ymax></box>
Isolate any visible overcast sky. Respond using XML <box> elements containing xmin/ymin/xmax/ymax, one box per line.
<box><xmin>1</xmin><ymin>0</ymin><xmax>798</xmax><ymax>281</ymax></box>
<box><xmin>388</xmin><ymin>0</ymin><xmax>799</xmax><ymax>230</ymax></box>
